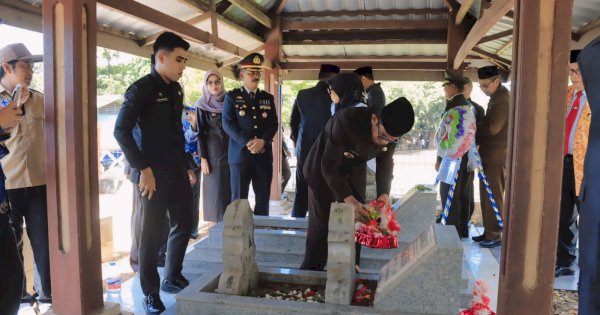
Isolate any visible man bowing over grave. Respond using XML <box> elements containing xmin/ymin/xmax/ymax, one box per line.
<box><xmin>300</xmin><ymin>74</ymin><xmax>414</xmax><ymax>271</ymax></box>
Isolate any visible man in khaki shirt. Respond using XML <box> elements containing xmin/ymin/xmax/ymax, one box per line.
<box><xmin>0</xmin><ymin>43</ymin><xmax>50</xmax><ymax>303</ymax></box>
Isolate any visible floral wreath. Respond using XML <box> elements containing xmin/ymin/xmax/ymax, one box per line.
<box><xmin>435</xmin><ymin>106</ymin><xmax>476</xmax><ymax>159</ymax></box>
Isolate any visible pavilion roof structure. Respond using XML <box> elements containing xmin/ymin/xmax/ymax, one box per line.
<box><xmin>2</xmin><ymin>0</ymin><xmax>600</xmax><ymax>80</ymax></box>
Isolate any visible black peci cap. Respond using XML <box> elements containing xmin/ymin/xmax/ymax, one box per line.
<box><xmin>354</xmin><ymin>66</ymin><xmax>373</xmax><ymax>76</ymax></box>
<box><xmin>380</xmin><ymin>97</ymin><xmax>415</xmax><ymax>137</ymax></box>
<box><xmin>239</xmin><ymin>53</ymin><xmax>265</xmax><ymax>72</ymax></box>
<box><xmin>477</xmin><ymin>66</ymin><xmax>500</xmax><ymax>79</ymax></box>
<box><xmin>320</xmin><ymin>64</ymin><xmax>340</xmax><ymax>74</ymax></box>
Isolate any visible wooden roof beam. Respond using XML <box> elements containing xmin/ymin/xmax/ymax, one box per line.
<box><xmin>472</xmin><ymin>47</ymin><xmax>511</xmax><ymax>68</ymax></box>
<box><xmin>452</xmin><ymin>0</ymin><xmax>513</xmax><ymax>69</ymax></box>
<box><xmin>140</xmin><ymin>12</ymin><xmax>212</xmax><ymax>46</ymax></box>
<box><xmin>285</xmin><ymin>55</ymin><xmax>449</xmax><ymax>62</ymax></box>
<box><xmin>283</xmin><ymin>29</ymin><xmax>447</xmax><ymax>45</ymax></box>
<box><xmin>280</xmin><ymin>61</ymin><xmax>454</xmax><ymax>71</ymax></box>
<box><xmin>98</xmin><ymin>0</ymin><xmax>250</xmax><ymax>57</ymax></box>
<box><xmin>282</xmin><ymin>19</ymin><xmax>447</xmax><ymax>31</ymax></box>
<box><xmin>281</xmin><ymin>8</ymin><xmax>447</xmax><ymax>18</ymax></box>
<box><xmin>478</xmin><ymin>29</ymin><xmax>513</xmax><ymax>44</ymax></box>
<box><xmin>216</xmin><ymin>0</ymin><xmax>233</xmax><ymax>15</ymax></box>
<box><xmin>271</xmin><ymin>0</ymin><xmax>288</xmax><ymax>15</ymax></box>
<box><xmin>228</xmin><ymin>0</ymin><xmax>272</xmax><ymax>28</ymax></box>
<box><xmin>455</xmin><ymin>0</ymin><xmax>474</xmax><ymax>25</ymax></box>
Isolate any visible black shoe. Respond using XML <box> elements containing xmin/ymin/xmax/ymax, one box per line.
<box><xmin>555</xmin><ymin>266</ymin><xmax>575</xmax><ymax>278</ymax></box>
<box><xmin>479</xmin><ymin>239</ymin><xmax>502</xmax><ymax>248</ymax></box>
<box><xmin>21</xmin><ymin>293</ymin><xmax>36</xmax><ymax>304</ymax></box>
<box><xmin>460</xmin><ymin>230</ymin><xmax>469</xmax><ymax>238</ymax></box>
<box><xmin>37</xmin><ymin>295</ymin><xmax>52</xmax><ymax>304</ymax></box>
<box><xmin>190</xmin><ymin>230</ymin><xmax>199</xmax><ymax>239</ymax></box>
<box><xmin>143</xmin><ymin>293</ymin><xmax>165</xmax><ymax>314</ymax></box>
<box><xmin>160</xmin><ymin>276</ymin><xmax>190</xmax><ymax>293</ymax></box>
<box><xmin>472</xmin><ymin>235</ymin><xmax>486</xmax><ymax>242</ymax></box>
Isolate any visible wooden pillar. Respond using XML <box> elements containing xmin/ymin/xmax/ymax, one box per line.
<box><xmin>265</xmin><ymin>14</ymin><xmax>283</xmax><ymax>200</ymax></box>
<box><xmin>497</xmin><ymin>0</ymin><xmax>573</xmax><ymax>313</ymax></box>
<box><xmin>43</xmin><ymin>0</ymin><xmax>104</xmax><ymax>313</ymax></box>
<box><xmin>446</xmin><ymin>8</ymin><xmax>468</xmax><ymax>73</ymax></box>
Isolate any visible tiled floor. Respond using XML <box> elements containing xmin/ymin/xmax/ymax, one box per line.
<box><xmin>18</xmin><ymin>224</ymin><xmax>577</xmax><ymax>314</ymax></box>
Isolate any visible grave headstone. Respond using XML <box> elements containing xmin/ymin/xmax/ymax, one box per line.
<box><xmin>325</xmin><ymin>203</ymin><xmax>356</xmax><ymax>305</ymax></box>
<box><xmin>217</xmin><ymin>199</ymin><xmax>259</xmax><ymax>295</ymax></box>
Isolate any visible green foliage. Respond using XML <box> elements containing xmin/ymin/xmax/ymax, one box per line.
<box><xmin>97</xmin><ymin>55</ymin><xmax>151</xmax><ymax>95</ymax></box>
<box><xmin>280</xmin><ymin>80</ymin><xmax>317</xmax><ymax>128</ymax></box>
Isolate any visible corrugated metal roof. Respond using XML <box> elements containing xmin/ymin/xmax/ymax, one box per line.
<box><xmin>283</xmin><ymin>44</ymin><xmax>447</xmax><ymax>57</ymax></box>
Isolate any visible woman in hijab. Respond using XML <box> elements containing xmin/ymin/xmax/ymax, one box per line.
<box><xmin>195</xmin><ymin>70</ymin><xmax>231</xmax><ymax>222</ymax></box>
<box><xmin>328</xmin><ymin>72</ymin><xmax>366</xmax><ymax>115</ymax></box>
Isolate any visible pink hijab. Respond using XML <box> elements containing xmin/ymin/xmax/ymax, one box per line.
<box><xmin>195</xmin><ymin>69</ymin><xmax>226</xmax><ymax>113</ymax></box>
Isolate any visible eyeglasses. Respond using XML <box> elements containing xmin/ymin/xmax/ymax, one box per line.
<box><xmin>480</xmin><ymin>78</ymin><xmax>498</xmax><ymax>89</ymax></box>
<box><xmin>206</xmin><ymin>80</ymin><xmax>222</xmax><ymax>85</ymax></box>
<box><xmin>377</xmin><ymin>123</ymin><xmax>398</xmax><ymax>144</ymax></box>
<box><xmin>568</xmin><ymin>68</ymin><xmax>581</xmax><ymax>76</ymax></box>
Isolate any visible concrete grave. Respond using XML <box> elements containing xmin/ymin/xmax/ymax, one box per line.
<box><xmin>374</xmin><ymin>225</ymin><xmax>465</xmax><ymax>315</ymax></box>
<box><xmin>325</xmin><ymin>203</ymin><xmax>356</xmax><ymax>305</ymax></box>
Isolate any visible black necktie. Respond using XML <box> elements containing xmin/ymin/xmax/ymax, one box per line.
<box><xmin>249</xmin><ymin>92</ymin><xmax>256</xmax><ymax>100</ymax></box>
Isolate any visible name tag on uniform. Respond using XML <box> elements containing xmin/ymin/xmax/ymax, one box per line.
<box><xmin>156</xmin><ymin>97</ymin><xmax>169</xmax><ymax>103</ymax></box>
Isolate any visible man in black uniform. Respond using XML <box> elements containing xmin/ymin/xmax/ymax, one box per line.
<box><xmin>300</xmin><ymin>98</ymin><xmax>414</xmax><ymax>271</ymax></box>
<box><xmin>577</xmin><ymin>34</ymin><xmax>600</xmax><ymax>315</ymax></box>
<box><xmin>435</xmin><ymin>73</ymin><xmax>473</xmax><ymax>239</ymax></box>
<box><xmin>354</xmin><ymin>66</ymin><xmax>386</xmax><ymax>115</ymax></box>
<box><xmin>464</xmin><ymin>78</ymin><xmax>486</xmax><ymax>225</ymax></box>
<box><xmin>289</xmin><ymin>64</ymin><xmax>340</xmax><ymax>218</ymax></box>
<box><xmin>222</xmin><ymin>53</ymin><xmax>278</xmax><ymax>216</ymax></box>
<box><xmin>114</xmin><ymin>32</ymin><xmax>197</xmax><ymax>314</ymax></box>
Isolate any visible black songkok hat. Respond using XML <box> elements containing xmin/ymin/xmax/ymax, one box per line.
<box><xmin>320</xmin><ymin>64</ymin><xmax>340</xmax><ymax>74</ymax></box>
<box><xmin>570</xmin><ymin>50</ymin><xmax>581</xmax><ymax>63</ymax></box>
<box><xmin>380</xmin><ymin>97</ymin><xmax>415</xmax><ymax>137</ymax></box>
<box><xmin>477</xmin><ymin>66</ymin><xmax>500</xmax><ymax>79</ymax></box>
<box><xmin>354</xmin><ymin>66</ymin><xmax>373</xmax><ymax>76</ymax></box>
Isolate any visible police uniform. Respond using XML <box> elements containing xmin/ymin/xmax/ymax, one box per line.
<box><xmin>222</xmin><ymin>53</ymin><xmax>278</xmax><ymax>216</ymax></box>
<box><xmin>114</xmin><ymin>68</ymin><xmax>196</xmax><ymax>297</ymax></box>
<box><xmin>300</xmin><ymin>98</ymin><xmax>414</xmax><ymax>271</ymax></box>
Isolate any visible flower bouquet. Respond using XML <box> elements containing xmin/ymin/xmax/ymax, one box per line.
<box><xmin>459</xmin><ymin>280</ymin><xmax>496</xmax><ymax>315</ymax></box>
<box><xmin>354</xmin><ymin>200</ymin><xmax>401</xmax><ymax>249</ymax></box>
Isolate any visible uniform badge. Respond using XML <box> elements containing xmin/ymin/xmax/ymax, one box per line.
<box><xmin>178</xmin><ymin>91</ymin><xmax>182</xmax><ymax>96</ymax></box>
<box><xmin>158</xmin><ymin>92</ymin><xmax>163</xmax><ymax>97</ymax></box>
<box><xmin>262</xmin><ymin>112</ymin><xmax>268</xmax><ymax>119</ymax></box>
<box><xmin>236</xmin><ymin>96</ymin><xmax>243</xmax><ymax>99</ymax></box>
<box><xmin>382</xmin><ymin>147</ymin><xmax>388</xmax><ymax>152</ymax></box>
<box><xmin>253</xmin><ymin>55</ymin><xmax>261</xmax><ymax>65</ymax></box>
<box><xmin>343</xmin><ymin>151</ymin><xmax>355</xmax><ymax>159</ymax></box>
<box><xmin>239</xmin><ymin>110</ymin><xmax>246</xmax><ymax>116</ymax></box>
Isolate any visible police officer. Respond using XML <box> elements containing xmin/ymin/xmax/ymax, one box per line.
<box><xmin>300</xmin><ymin>81</ymin><xmax>414</xmax><ymax>270</ymax></box>
<box><xmin>354</xmin><ymin>66</ymin><xmax>386</xmax><ymax>115</ymax></box>
<box><xmin>114</xmin><ymin>32</ymin><xmax>197</xmax><ymax>314</ymax></box>
<box><xmin>289</xmin><ymin>64</ymin><xmax>340</xmax><ymax>218</ymax></box>
<box><xmin>222</xmin><ymin>53</ymin><xmax>278</xmax><ymax>216</ymax></box>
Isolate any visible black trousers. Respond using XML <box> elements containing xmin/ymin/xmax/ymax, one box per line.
<box><xmin>0</xmin><ymin>212</ymin><xmax>23</xmax><ymax>315</ymax></box>
<box><xmin>129</xmin><ymin>183</ymin><xmax>169</xmax><ymax>273</ymax></box>
<box><xmin>556</xmin><ymin>155</ymin><xmax>579</xmax><ymax>267</ymax></box>
<box><xmin>301</xmin><ymin>166</ymin><xmax>365</xmax><ymax>271</ymax></box>
<box><xmin>439</xmin><ymin>159</ymin><xmax>472</xmax><ymax>238</ymax></box>
<box><xmin>190</xmin><ymin>169</ymin><xmax>201</xmax><ymax>232</ymax></box>
<box><xmin>281</xmin><ymin>157</ymin><xmax>291</xmax><ymax>193</ymax></box>
<box><xmin>7</xmin><ymin>185</ymin><xmax>51</xmax><ymax>299</ymax></box>
<box><xmin>139</xmin><ymin>168</ymin><xmax>193</xmax><ymax>296</ymax></box>
<box><xmin>292</xmin><ymin>159</ymin><xmax>308</xmax><ymax>218</ymax></box>
<box><xmin>579</xmin><ymin>177</ymin><xmax>600</xmax><ymax>315</ymax></box>
<box><xmin>229</xmin><ymin>158</ymin><xmax>272</xmax><ymax>216</ymax></box>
